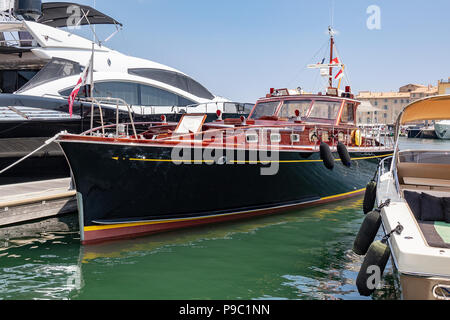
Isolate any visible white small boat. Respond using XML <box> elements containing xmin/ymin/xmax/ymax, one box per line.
<box><xmin>354</xmin><ymin>95</ymin><xmax>450</xmax><ymax>300</ymax></box>
<box><xmin>435</xmin><ymin>120</ymin><xmax>450</xmax><ymax>140</ymax></box>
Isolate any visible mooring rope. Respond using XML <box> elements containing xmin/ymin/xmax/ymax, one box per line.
<box><xmin>0</xmin><ymin>132</ymin><xmax>64</xmax><ymax>176</ymax></box>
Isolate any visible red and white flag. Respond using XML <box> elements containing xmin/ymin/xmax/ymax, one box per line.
<box><xmin>331</xmin><ymin>57</ymin><xmax>340</xmax><ymax>65</ymax></box>
<box><xmin>335</xmin><ymin>68</ymin><xmax>344</xmax><ymax>80</ymax></box>
<box><xmin>68</xmin><ymin>55</ymin><xmax>93</xmax><ymax>117</ymax></box>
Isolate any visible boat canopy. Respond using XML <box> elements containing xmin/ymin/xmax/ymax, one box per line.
<box><xmin>37</xmin><ymin>2</ymin><xmax>122</xmax><ymax>28</ymax></box>
<box><xmin>399</xmin><ymin>95</ymin><xmax>450</xmax><ymax>124</ymax></box>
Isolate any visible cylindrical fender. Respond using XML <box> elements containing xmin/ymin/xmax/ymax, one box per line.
<box><xmin>353</xmin><ymin>210</ymin><xmax>382</xmax><ymax>256</ymax></box>
<box><xmin>337</xmin><ymin>142</ymin><xmax>352</xmax><ymax>167</ymax></box>
<box><xmin>363</xmin><ymin>181</ymin><xmax>377</xmax><ymax>214</ymax></box>
<box><xmin>320</xmin><ymin>142</ymin><xmax>334</xmax><ymax>170</ymax></box>
<box><xmin>356</xmin><ymin>240</ymin><xmax>391</xmax><ymax>297</ymax></box>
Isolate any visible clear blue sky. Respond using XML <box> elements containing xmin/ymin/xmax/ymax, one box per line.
<box><xmin>56</xmin><ymin>0</ymin><xmax>450</xmax><ymax>102</ymax></box>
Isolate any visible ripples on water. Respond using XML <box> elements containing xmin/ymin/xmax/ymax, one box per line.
<box><xmin>0</xmin><ymin>196</ymin><xmax>401</xmax><ymax>300</ymax></box>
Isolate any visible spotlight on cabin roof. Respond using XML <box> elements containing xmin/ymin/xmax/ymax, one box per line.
<box><xmin>266</xmin><ymin>88</ymin><xmax>304</xmax><ymax>98</ymax></box>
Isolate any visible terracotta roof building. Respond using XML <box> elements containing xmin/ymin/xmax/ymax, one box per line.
<box><xmin>356</xmin><ymin>83</ymin><xmax>439</xmax><ymax>125</ymax></box>
<box><xmin>438</xmin><ymin>78</ymin><xmax>450</xmax><ymax>95</ymax></box>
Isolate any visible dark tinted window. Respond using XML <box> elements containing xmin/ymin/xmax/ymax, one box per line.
<box><xmin>59</xmin><ymin>81</ymin><xmax>195</xmax><ymax>106</ymax></box>
<box><xmin>94</xmin><ymin>81</ymin><xmax>139</xmax><ymax>105</ymax></box>
<box><xmin>18</xmin><ymin>58</ymin><xmax>81</xmax><ymax>93</ymax></box>
<box><xmin>141</xmin><ymin>84</ymin><xmax>177</xmax><ymax>106</ymax></box>
<box><xmin>128</xmin><ymin>68</ymin><xmax>214</xmax><ymax>100</ymax></box>
<box><xmin>0</xmin><ymin>70</ymin><xmax>39</xmax><ymax>93</ymax></box>
<box><xmin>340</xmin><ymin>103</ymin><xmax>355</xmax><ymax>123</ymax></box>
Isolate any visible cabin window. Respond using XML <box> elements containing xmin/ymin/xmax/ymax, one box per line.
<box><xmin>270</xmin><ymin>133</ymin><xmax>281</xmax><ymax>143</ymax></box>
<box><xmin>278</xmin><ymin>100</ymin><xmax>312</xmax><ymax>119</ymax></box>
<box><xmin>246</xmin><ymin>133</ymin><xmax>259</xmax><ymax>143</ymax></box>
<box><xmin>59</xmin><ymin>81</ymin><xmax>195</xmax><ymax>106</ymax></box>
<box><xmin>291</xmin><ymin>134</ymin><xmax>300</xmax><ymax>143</ymax></box>
<box><xmin>250</xmin><ymin>101</ymin><xmax>280</xmax><ymax>119</ymax></box>
<box><xmin>17</xmin><ymin>58</ymin><xmax>82</xmax><ymax>93</ymax></box>
<box><xmin>141</xmin><ymin>84</ymin><xmax>178</xmax><ymax>106</ymax></box>
<box><xmin>340</xmin><ymin>103</ymin><xmax>355</xmax><ymax>123</ymax></box>
<box><xmin>128</xmin><ymin>68</ymin><xmax>214</xmax><ymax>100</ymax></box>
<box><xmin>94</xmin><ymin>81</ymin><xmax>140</xmax><ymax>105</ymax></box>
<box><xmin>308</xmin><ymin>100</ymin><xmax>341</xmax><ymax>120</ymax></box>
<box><xmin>0</xmin><ymin>70</ymin><xmax>39</xmax><ymax>93</ymax></box>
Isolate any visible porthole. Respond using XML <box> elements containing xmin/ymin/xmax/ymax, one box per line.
<box><xmin>270</xmin><ymin>133</ymin><xmax>281</xmax><ymax>143</ymax></box>
<box><xmin>246</xmin><ymin>134</ymin><xmax>258</xmax><ymax>143</ymax></box>
<box><xmin>291</xmin><ymin>134</ymin><xmax>300</xmax><ymax>143</ymax></box>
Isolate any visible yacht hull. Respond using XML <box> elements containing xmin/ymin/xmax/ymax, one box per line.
<box><xmin>400</xmin><ymin>274</ymin><xmax>450</xmax><ymax>300</ymax></box>
<box><xmin>0</xmin><ymin>113</ymin><xmax>242</xmax><ymax>184</ymax></box>
<box><xmin>59</xmin><ymin>138</ymin><xmax>392</xmax><ymax>244</ymax></box>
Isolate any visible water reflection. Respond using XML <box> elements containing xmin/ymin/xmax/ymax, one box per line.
<box><xmin>0</xmin><ymin>197</ymin><xmax>401</xmax><ymax>300</ymax></box>
<box><xmin>0</xmin><ymin>232</ymin><xmax>83</xmax><ymax>300</ymax></box>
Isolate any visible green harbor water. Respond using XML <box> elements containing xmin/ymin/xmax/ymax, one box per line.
<box><xmin>0</xmin><ymin>197</ymin><xmax>400</xmax><ymax>300</ymax></box>
<box><xmin>1</xmin><ymin>138</ymin><xmax>449</xmax><ymax>301</ymax></box>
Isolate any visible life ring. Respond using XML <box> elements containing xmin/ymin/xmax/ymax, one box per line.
<box><xmin>352</xmin><ymin>129</ymin><xmax>362</xmax><ymax>146</ymax></box>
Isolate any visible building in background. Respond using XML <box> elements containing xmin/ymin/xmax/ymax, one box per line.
<box><xmin>357</xmin><ymin>83</ymin><xmax>440</xmax><ymax>125</ymax></box>
<box><xmin>438</xmin><ymin>78</ymin><xmax>450</xmax><ymax>95</ymax></box>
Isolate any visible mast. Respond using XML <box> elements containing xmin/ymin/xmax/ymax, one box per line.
<box><xmin>306</xmin><ymin>26</ymin><xmax>344</xmax><ymax>95</ymax></box>
<box><xmin>89</xmin><ymin>42</ymin><xmax>95</xmax><ymax>134</ymax></box>
<box><xmin>328</xmin><ymin>26</ymin><xmax>334</xmax><ymax>88</ymax></box>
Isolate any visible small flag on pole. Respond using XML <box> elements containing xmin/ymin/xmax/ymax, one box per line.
<box><xmin>331</xmin><ymin>57</ymin><xmax>340</xmax><ymax>65</ymax></box>
<box><xmin>335</xmin><ymin>68</ymin><xmax>344</xmax><ymax>80</ymax></box>
<box><xmin>68</xmin><ymin>54</ymin><xmax>93</xmax><ymax>117</ymax></box>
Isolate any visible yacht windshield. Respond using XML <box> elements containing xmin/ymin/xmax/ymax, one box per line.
<box><xmin>308</xmin><ymin>100</ymin><xmax>342</xmax><ymax>120</ymax></box>
<box><xmin>279</xmin><ymin>100</ymin><xmax>312</xmax><ymax>118</ymax></box>
<box><xmin>250</xmin><ymin>101</ymin><xmax>280</xmax><ymax>119</ymax></box>
<box><xmin>17</xmin><ymin>58</ymin><xmax>81</xmax><ymax>93</ymax></box>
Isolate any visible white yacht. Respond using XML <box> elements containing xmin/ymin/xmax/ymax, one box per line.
<box><xmin>0</xmin><ymin>1</ymin><xmax>251</xmax><ymax>113</ymax></box>
<box><xmin>355</xmin><ymin>95</ymin><xmax>450</xmax><ymax>300</ymax></box>
<box><xmin>435</xmin><ymin>120</ymin><xmax>450</xmax><ymax>140</ymax></box>
<box><xmin>0</xmin><ymin>1</ymin><xmax>251</xmax><ymax>183</ymax></box>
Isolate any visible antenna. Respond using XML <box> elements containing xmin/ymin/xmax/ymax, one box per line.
<box><xmin>93</xmin><ymin>0</ymin><xmax>96</xmax><ymax>42</ymax></box>
<box><xmin>330</xmin><ymin>0</ymin><xmax>335</xmax><ymax>29</ymax></box>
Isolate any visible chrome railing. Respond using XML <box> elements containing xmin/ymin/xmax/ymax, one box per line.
<box><xmin>83</xmin><ymin>96</ymin><xmax>138</xmax><ymax>139</ymax></box>
<box><xmin>358</xmin><ymin>124</ymin><xmax>395</xmax><ymax>149</ymax></box>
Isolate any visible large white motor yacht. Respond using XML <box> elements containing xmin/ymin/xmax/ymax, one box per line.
<box><xmin>0</xmin><ymin>1</ymin><xmax>251</xmax><ymax>183</ymax></box>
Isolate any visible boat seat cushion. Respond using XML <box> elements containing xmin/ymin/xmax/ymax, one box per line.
<box><xmin>442</xmin><ymin>198</ymin><xmax>450</xmax><ymax>224</ymax></box>
<box><xmin>420</xmin><ymin>193</ymin><xmax>445</xmax><ymax>222</ymax></box>
<box><xmin>403</xmin><ymin>177</ymin><xmax>450</xmax><ymax>188</ymax></box>
<box><xmin>418</xmin><ymin>221</ymin><xmax>450</xmax><ymax>249</ymax></box>
<box><xmin>401</xmin><ymin>185</ymin><xmax>450</xmax><ymax>198</ymax></box>
<box><xmin>403</xmin><ymin>190</ymin><xmax>422</xmax><ymax>220</ymax></box>
<box><xmin>398</xmin><ymin>163</ymin><xmax>450</xmax><ymax>185</ymax></box>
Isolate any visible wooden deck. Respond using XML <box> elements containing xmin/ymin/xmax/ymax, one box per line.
<box><xmin>0</xmin><ymin>178</ymin><xmax>77</xmax><ymax>228</ymax></box>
